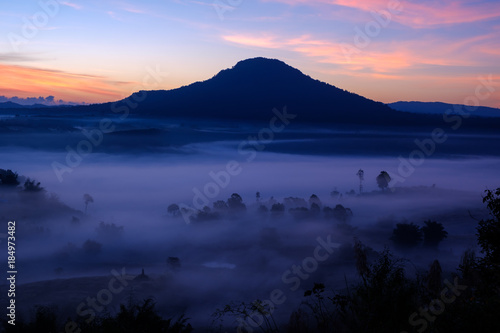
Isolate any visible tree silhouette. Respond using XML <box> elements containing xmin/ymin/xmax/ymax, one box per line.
<box><xmin>356</xmin><ymin>169</ymin><xmax>364</xmax><ymax>194</ymax></box>
<box><xmin>167</xmin><ymin>204</ymin><xmax>181</xmax><ymax>217</ymax></box>
<box><xmin>167</xmin><ymin>257</ymin><xmax>181</xmax><ymax>270</ymax></box>
<box><xmin>0</xmin><ymin>169</ymin><xmax>20</xmax><ymax>186</ymax></box>
<box><xmin>426</xmin><ymin>259</ymin><xmax>442</xmax><ymax>296</ymax></box>
<box><xmin>227</xmin><ymin>193</ymin><xmax>246</xmax><ymax>211</ymax></box>
<box><xmin>390</xmin><ymin>222</ymin><xmax>422</xmax><ymax>250</ymax></box>
<box><xmin>333</xmin><ymin>204</ymin><xmax>353</xmax><ymax>222</ymax></box>
<box><xmin>421</xmin><ymin>220</ymin><xmax>448</xmax><ymax>248</ymax></box>
<box><xmin>477</xmin><ymin>188</ymin><xmax>500</xmax><ymax>268</ymax></box>
<box><xmin>271</xmin><ymin>203</ymin><xmax>285</xmax><ymax>216</ymax></box>
<box><xmin>331</xmin><ymin>249</ymin><xmax>417</xmax><ymax>332</ymax></box>
<box><xmin>23</xmin><ymin>178</ymin><xmax>44</xmax><ymax>192</ymax></box>
<box><xmin>376</xmin><ymin>171</ymin><xmax>391</xmax><ymax>190</ymax></box>
<box><xmin>83</xmin><ymin>193</ymin><xmax>94</xmax><ymax>214</ymax></box>
<box><xmin>309</xmin><ymin>194</ymin><xmax>322</xmax><ymax>207</ymax></box>
<box><xmin>82</xmin><ymin>239</ymin><xmax>102</xmax><ymax>255</ymax></box>
<box><xmin>213</xmin><ymin>200</ymin><xmax>228</xmax><ymax>211</ymax></box>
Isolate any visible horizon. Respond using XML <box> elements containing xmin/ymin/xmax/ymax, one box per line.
<box><xmin>1</xmin><ymin>1</ymin><xmax>499</xmax><ymax>108</ymax></box>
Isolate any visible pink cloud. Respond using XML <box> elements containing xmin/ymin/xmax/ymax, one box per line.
<box><xmin>262</xmin><ymin>0</ymin><xmax>500</xmax><ymax>28</ymax></box>
<box><xmin>222</xmin><ymin>30</ymin><xmax>500</xmax><ymax>74</ymax></box>
<box><xmin>60</xmin><ymin>2</ymin><xmax>83</xmax><ymax>10</ymax></box>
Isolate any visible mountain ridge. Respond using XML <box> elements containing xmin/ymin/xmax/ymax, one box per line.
<box><xmin>389</xmin><ymin>101</ymin><xmax>500</xmax><ymax>118</ymax></box>
<box><xmin>125</xmin><ymin>57</ymin><xmax>401</xmax><ymax>124</ymax></box>
<box><xmin>2</xmin><ymin>58</ymin><xmax>499</xmax><ymax>130</ymax></box>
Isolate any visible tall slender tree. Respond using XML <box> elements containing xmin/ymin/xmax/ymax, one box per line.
<box><xmin>356</xmin><ymin>169</ymin><xmax>364</xmax><ymax>194</ymax></box>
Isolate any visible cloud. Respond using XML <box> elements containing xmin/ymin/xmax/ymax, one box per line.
<box><xmin>262</xmin><ymin>0</ymin><xmax>500</xmax><ymax>28</ymax></box>
<box><xmin>0</xmin><ymin>64</ymin><xmax>137</xmax><ymax>104</ymax></box>
<box><xmin>222</xmin><ymin>30</ymin><xmax>500</xmax><ymax>75</ymax></box>
<box><xmin>0</xmin><ymin>53</ymin><xmax>44</xmax><ymax>62</ymax></box>
<box><xmin>60</xmin><ymin>1</ymin><xmax>83</xmax><ymax>10</ymax></box>
<box><xmin>223</xmin><ymin>34</ymin><xmax>283</xmax><ymax>48</ymax></box>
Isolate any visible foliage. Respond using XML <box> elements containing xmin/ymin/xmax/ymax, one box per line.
<box><xmin>227</xmin><ymin>193</ymin><xmax>246</xmax><ymax>211</ymax></box>
<box><xmin>211</xmin><ymin>300</ymin><xmax>279</xmax><ymax>333</ymax></box>
<box><xmin>309</xmin><ymin>194</ymin><xmax>322</xmax><ymax>207</ymax></box>
<box><xmin>376</xmin><ymin>171</ymin><xmax>391</xmax><ymax>190</ymax></box>
<box><xmin>3</xmin><ymin>299</ymin><xmax>192</xmax><ymax>333</ymax></box>
<box><xmin>477</xmin><ymin>188</ymin><xmax>500</xmax><ymax>267</ymax></box>
<box><xmin>422</xmin><ymin>220</ymin><xmax>448</xmax><ymax>248</ymax></box>
<box><xmin>23</xmin><ymin>178</ymin><xmax>44</xmax><ymax>192</ymax></box>
<box><xmin>167</xmin><ymin>203</ymin><xmax>181</xmax><ymax>217</ymax></box>
<box><xmin>0</xmin><ymin>169</ymin><xmax>20</xmax><ymax>186</ymax></box>
<box><xmin>83</xmin><ymin>239</ymin><xmax>103</xmax><ymax>255</ymax></box>
<box><xmin>96</xmin><ymin>221</ymin><xmax>124</xmax><ymax>238</ymax></box>
<box><xmin>84</xmin><ymin>193</ymin><xmax>94</xmax><ymax>214</ymax></box>
<box><xmin>332</xmin><ymin>204</ymin><xmax>353</xmax><ymax>223</ymax></box>
<box><xmin>270</xmin><ymin>203</ymin><xmax>285</xmax><ymax>213</ymax></box>
<box><xmin>390</xmin><ymin>222</ymin><xmax>423</xmax><ymax>250</ymax></box>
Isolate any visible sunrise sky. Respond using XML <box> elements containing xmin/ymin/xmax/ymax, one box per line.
<box><xmin>1</xmin><ymin>0</ymin><xmax>499</xmax><ymax>107</ymax></box>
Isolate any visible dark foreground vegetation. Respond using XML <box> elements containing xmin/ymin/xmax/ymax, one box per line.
<box><xmin>2</xmin><ymin>184</ymin><xmax>499</xmax><ymax>332</ymax></box>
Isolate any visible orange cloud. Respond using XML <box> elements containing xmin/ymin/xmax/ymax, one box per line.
<box><xmin>0</xmin><ymin>64</ymin><xmax>136</xmax><ymax>104</ymax></box>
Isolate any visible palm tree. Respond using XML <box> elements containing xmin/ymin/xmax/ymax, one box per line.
<box><xmin>83</xmin><ymin>193</ymin><xmax>94</xmax><ymax>214</ymax></box>
<box><xmin>356</xmin><ymin>169</ymin><xmax>364</xmax><ymax>194</ymax></box>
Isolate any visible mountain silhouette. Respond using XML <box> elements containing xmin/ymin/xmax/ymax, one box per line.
<box><xmin>0</xmin><ymin>101</ymin><xmax>51</xmax><ymax>109</ymax></box>
<box><xmin>4</xmin><ymin>57</ymin><xmax>499</xmax><ymax>130</ymax></box>
<box><xmin>389</xmin><ymin>101</ymin><xmax>500</xmax><ymax>118</ymax></box>
<box><xmin>126</xmin><ymin>57</ymin><xmax>401</xmax><ymax>124</ymax></box>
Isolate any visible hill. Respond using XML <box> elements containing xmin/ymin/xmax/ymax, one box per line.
<box><xmin>388</xmin><ymin>101</ymin><xmax>500</xmax><ymax>118</ymax></box>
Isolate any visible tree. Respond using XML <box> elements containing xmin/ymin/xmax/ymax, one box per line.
<box><xmin>96</xmin><ymin>221</ymin><xmax>124</xmax><ymax>238</ymax></box>
<box><xmin>426</xmin><ymin>259</ymin><xmax>442</xmax><ymax>296</ymax></box>
<box><xmin>83</xmin><ymin>193</ymin><xmax>94</xmax><ymax>214</ymax></box>
<box><xmin>271</xmin><ymin>203</ymin><xmax>285</xmax><ymax>215</ymax></box>
<box><xmin>0</xmin><ymin>169</ymin><xmax>20</xmax><ymax>186</ymax></box>
<box><xmin>213</xmin><ymin>200</ymin><xmax>228</xmax><ymax>211</ymax></box>
<box><xmin>227</xmin><ymin>193</ymin><xmax>246</xmax><ymax>211</ymax></box>
<box><xmin>167</xmin><ymin>257</ymin><xmax>181</xmax><ymax>270</ymax></box>
<box><xmin>82</xmin><ymin>239</ymin><xmax>102</xmax><ymax>255</ymax></box>
<box><xmin>167</xmin><ymin>204</ymin><xmax>181</xmax><ymax>217</ymax></box>
<box><xmin>390</xmin><ymin>222</ymin><xmax>422</xmax><ymax>250</ymax></box>
<box><xmin>421</xmin><ymin>220</ymin><xmax>448</xmax><ymax>248</ymax></box>
<box><xmin>330</xmin><ymin>187</ymin><xmax>341</xmax><ymax>199</ymax></box>
<box><xmin>477</xmin><ymin>188</ymin><xmax>500</xmax><ymax>267</ymax></box>
<box><xmin>333</xmin><ymin>204</ymin><xmax>353</xmax><ymax>223</ymax></box>
<box><xmin>331</xmin><ymin>249</ymin><xmax>418</xmax><ymax>333</ymax></box>
<box><xmin>356</xmin><ymin>169</ymin><xmax>364</xmax><ymax>194</ymax></box>
<box><xmin>23</xmin><ymin>178</ymin><xmax>44</xmax><ymax>192</ymax></box>
<box><xmin>376</xmin><ymin>171</ymin><xmax>391</xmax><ymax>190</ymax></box>
<box><xmin>309</xmin><ymin>194</ymin><xmax>322</xmax><ymax>207</ymax></box>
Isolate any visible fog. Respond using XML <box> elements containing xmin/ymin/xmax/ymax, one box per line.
<box><xmin>1</xmin><ymin>117</ymin><xmax>499</xmax><ymax>330</ymax></box>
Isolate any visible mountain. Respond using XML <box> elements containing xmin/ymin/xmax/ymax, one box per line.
<box><xmin>0</xmin><ymin>101</ymin><xmax>49</xmax><ymax>109</ymax></box>
<box><xmin>11</xmin><ymin>57</ymin><xmax>500</xmax><ymax>130</ymax></box>
<box><xmin>0</xmin><ymin>101</ymin><xmax>24</xmax><ymax>109</ymax></box>
<box><xmin>389</xmin><ymin>101</ymin><xmax>500</xmax><ymax>118</ymax></box>
<box><xmin>125</xmin><ymin>57</ymin><xmax>408</xmax><ymax>125</ymax></box>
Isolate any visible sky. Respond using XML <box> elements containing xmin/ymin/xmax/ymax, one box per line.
<box><xmin>0</xmin><ymin>0</ymin><xmax>499</xmax><ymax>107</ymax></box>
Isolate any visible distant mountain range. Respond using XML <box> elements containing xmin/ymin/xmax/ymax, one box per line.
<box><xmin>0</xmin><ymin>101</ymin><xmax>49</xmax><ymax>109</ymax></box>
<box><xmin>1</xmin><ymin>58</ymin><xmax>499</xmax><ymax>130</ymax></box>
<box><xmin>388</xmin><ymin>101</ymin><xmax>500</xmax><ymax>118</ymax></box>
